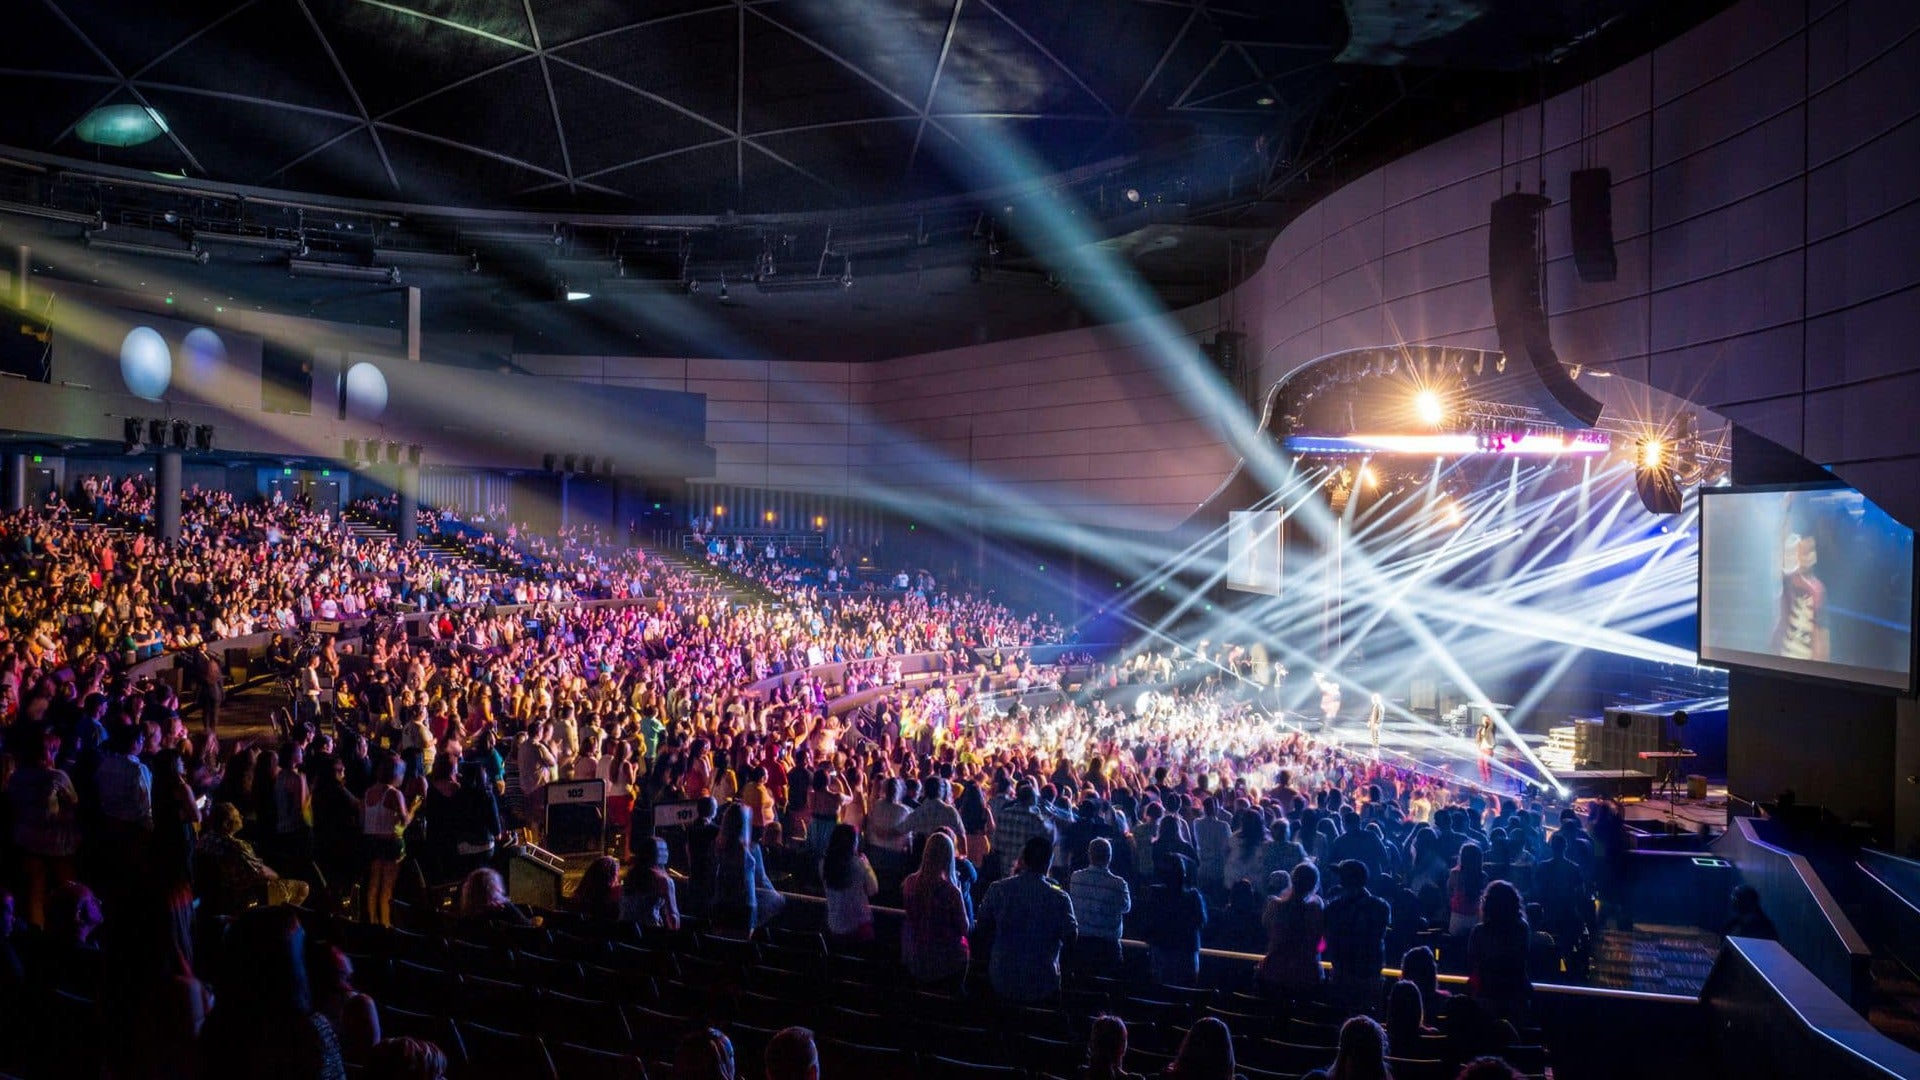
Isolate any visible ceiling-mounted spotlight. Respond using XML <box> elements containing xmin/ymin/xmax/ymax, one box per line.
<box><xmin>373</xmin><ymin>248</ymin><xmax>478</xmax><ymax>272</ymax></box>
<box><xmin>289</xmin><ymin>258</ymin><xmax>401</xmax><ymax>284</ymax></box>
<box><xmin>1494</xmin><ymin>356</ymin><xmax>1506</xmax><ymax>374</ymax></box>
<box><xmin>194</xmin><ymin>229</ymin><xmax>307</xmax><ymax>255</ymax></box>
<box><xmin>87</xmin><ymin>233</ymin><xmax>209</xmax><ymax>264</ymax></box>
<box><xmin>1124</xmin><ymin>188</ymin><xmax>1142</xmax><ymax>204</ymax></box>
<box><xmin>0</xmin><ymin>199</ymin><xmax>103</xmax><ymax>229</ymax></box>
<box><xmin>839</xmin><ymin>256</ymin><xmax>853</xmax><ymax>289</ymax></box>
<box><xmin>556</xmin><ymin>279</ymin><xmax>590</xmax><ymax>302</ymax></box>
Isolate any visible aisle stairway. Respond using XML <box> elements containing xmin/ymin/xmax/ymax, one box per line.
<box><xmin>634</xmin><ymin>539</ymin><xmax>773</xmax><ymax>606</ymax></box>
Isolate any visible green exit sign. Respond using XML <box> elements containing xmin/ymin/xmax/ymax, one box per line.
<box><xmin>31</xmin><ymin>455</ymin><xmax>42</xmax><ymax>464</ymax></box>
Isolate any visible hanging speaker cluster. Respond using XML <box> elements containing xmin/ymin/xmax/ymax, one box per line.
<box><xmin>1488</xmin><ymin>192</ymin><xmax>1606</xmax><ymax>430</ymax></box>
<box><xmin>543</xmin><ymin>452</ymin><xmax>615</xmax><ymax>477</ymax></box>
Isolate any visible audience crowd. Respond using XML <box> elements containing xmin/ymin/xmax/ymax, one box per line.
<box><xmin>0</xmin><ymin>486</ymin><xmax>1604</xmax><ymax>1080</ymax></box>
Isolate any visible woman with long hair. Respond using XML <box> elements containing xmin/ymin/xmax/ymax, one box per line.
<box><xmin>709</xmin><ymin>801</ymin><xmax>780</xmax><ymax>936</ymax></box>
<box><xmin>1447</xmin><ymin>842</ymin><xmax>1487</xmax><ymax>936</ymax></box>
<box><xmin>1466</xmin><ymin>880</ymin><xmax>1533</xmax><ymax>1022</ymax></box>
<box><xmin>454</xmin><ymin>867</ymin><xmax>534</xmax><ymax>928</ymax></box>
<box><xmin>901</xmin><ymin>830</ymin><xmax>970</xmax><ymax>988</ymax></box>
<box><xmin>956</xmin><ymin>780</ymin><xmax>995</xmax><ymax>868</ymax></box>
<box><xmin>1083</xmin><ymin>1015</ymin><xmax>1142</xmax><ymax>1080</ymax></box>
<box><xmin>1222</xmin><ymin>813</ymin><xmax>1270</xmax><ymax>889</ymax></box>
<box><xmin>820</xmin><ymin>823</ymin><xmax>878</xmax><ymax>943</ymax></box>
<box><xmin>621</xmin><ymin>836</ymin><xmax>680</xmax><ymax>929</ymax></box>
<box><xmin>1164</xmin><ymin>1015</ymin><xmax>1239</xmax><ymax>1080</ymax></box>
<box><xmin>1256</xmin><ymin>861</ymin><xmax>1325</xmax><ymax>998</ymax></box>
<box><xmin>361</xmin><ymin>756</ymin><xmax>417</xmax><ymax>928</ymax></box>
<box><xmin>1141</xmin><ymin>855</ymin><xmax>1208</xmax><ymax>987</ymax></box>
<box><xmin>1324</xmin><ymin>1015</ymin><xmax>1391</xmax><ymax>1080</ymax></box>
<box><xmin>1384</xmin><ymin>978</ymin><xmax>1437</xmax><ymax>1055</ymax></box>
<box><xmin>566</xmin><ymin>855</ymin><xmax>624</xmax><ymax>921</ymax></box>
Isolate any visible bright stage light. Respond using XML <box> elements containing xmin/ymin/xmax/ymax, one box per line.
<box><xmin>1639</xmin><ymin>439</ymin><xmax>1664</xmax><ymax>469</ymax></box>
<box><xmin>1414</xmin><ymin>390</ymin><xmax>1445</xmax><ymax>426</ymax></box>
<box><xmin>1439</xmin><ymin>501</ymin><xmax>1463</xmax><ymax>528</ymax></box>
<box><xmin>1360</xmin><ymin>464</ymin><xmax>1378</xmax><ymax>489</ymax></box>
<box><xmin>1287</xmin><ymin>433</ymin><xmax>1609</xmax><ymax>457</ymax></box>
<box><xmin>565</xmin><ymin>290</ymin><xmax>591</xmax><ymax>301</ymax></box>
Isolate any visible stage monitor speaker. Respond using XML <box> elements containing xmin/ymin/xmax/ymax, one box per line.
<box><xmin>545</xmin><ymin>777</ymin><xmax>606</xmax><ymax>855</ymax></box>
<box><xmin>1488</xmin><ymin>192</ymin><xmax>1605</xmax><ymax>429</ymax></box>
<box><xmin>1570</xmin><ymin>168</ymin><xmax>1618</xmax><ymax>283</ymax></box>
<box><xmin>504</xmin><ymin>843</ymin><xmax>564</xmax><ymax>908</ymax></box>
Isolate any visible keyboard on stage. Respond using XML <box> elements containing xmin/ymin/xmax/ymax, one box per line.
<box><xmin>1637</xmin><ymin>750</ymin><xmax>1697</xmax><ymax>760</ymax></box>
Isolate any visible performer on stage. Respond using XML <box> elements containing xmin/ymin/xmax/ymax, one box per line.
<box><xmin>1366</xmin><ymin>693</ymin><xmax>1384</xmax><ymax>759</ymax></box>
<box><xmin>1313</xmin><ymin>671</ymin><xmax>1341</xmax><ymax>729</ymax></box>
<box><xmin>1476</xmin><ymin>714</ymin><xmax>1497</xmax><ymax>784</ymax></box>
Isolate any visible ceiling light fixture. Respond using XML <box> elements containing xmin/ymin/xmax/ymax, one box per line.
<box><xmin>194</xmin><ymin>229</ymin><xmax>307</xmax><ymax>254</ymax></box>
<box><xmin>75</xmin><ymin>104</ymin><xmax>169</xmax><ymax>148</ymax></box>
<box><xmin>373</xmin><ymin>248</ymin><xmax>479</xmax><ymax>272</ymax></box>
<box><xmin>0</xmin><ymin>199</ymin><xmax>104</xmax><ymax>229</ymax></box>
<box><xmin>86</xmin><ymin>234</ymin><xmax>209</xmax><ymax>264</ymax></box>
<box><xmin>288</xmin><ymin>258</ymin><xmax>401</xmax><ymax>284</ymax></box>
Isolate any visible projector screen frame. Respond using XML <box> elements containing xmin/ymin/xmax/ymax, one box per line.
<box><xmin>1696</xmin><ymin>481</ymin><xmax>1918</xmax><ymax>695</ymax></box>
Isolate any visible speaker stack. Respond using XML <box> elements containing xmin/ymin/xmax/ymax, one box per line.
<box><xmin>1488</xmin><ymin>192</ymin><xmax>1606</xmax><ymax>429</ymax></box>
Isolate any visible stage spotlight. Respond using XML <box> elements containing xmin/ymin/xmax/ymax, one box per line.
<box><xmin>1414</xmin><ymin>390</ymin><xmax>1445</xmax><ymax>426</ymax></box>
<box><xmin>1439</xmin><ymin>500</ymin><xmax>1463</xmax><ymax>528</ymax></box>
<box><xmin>1359</xmin><ymin>464</ymin><xmax>1378</xmax><ymax>489</ymax></box>
<box><xmin>1638</xmin><ymin>439</ymin><xmax>1664</xmax><ymax>469</ymax></box>
<box><xmin>1124</xmin><ymin>188</ymin><xmax>1141</xmax><ymax>204</ymax></box>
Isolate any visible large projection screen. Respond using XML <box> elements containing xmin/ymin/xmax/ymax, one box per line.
<box><xmin>1227</xmin><ymin>510</ymin><xmax>1284</xmax><ymax>596</ymax></box>
<box><xmin>1699</xmin><ymin>485</ymin><xmax>1915</xmax><ymax>691</ymax></box>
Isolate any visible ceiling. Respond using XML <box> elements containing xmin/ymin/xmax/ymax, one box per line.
<box><xmin>0</xmin><ymin>0</ymin><xmax>1717</xmax><ymax>361</ymax></box>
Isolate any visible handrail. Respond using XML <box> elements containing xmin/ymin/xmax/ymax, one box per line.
<box><xmin>1704</xmin><ymin>937</ymin><xmax>1920</xmax><ymax>1080</ymax></box>
<box><xmin>1715</xmin><ymin>817</ymin><xmax>1873</xmax><ymax>1011</ymax></box>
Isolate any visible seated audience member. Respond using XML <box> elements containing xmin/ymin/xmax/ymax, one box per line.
<box><xmin>565</xmin><ymin>855</ymin><xmax>624</xmax><ymax>921</ymax></box>
<box><xmin>1320</xmin><ymin>1016</ymin><xmax>1391</xmax><ymax>1080</ymax></box>
<box><xmin>1384</xmin><ymin>978</ymin><xmax>1437</xmax><ymax>1053</ymax></box>
<box><xmin>1466</xmin><ymin>880</ymin><xmax>1532</xmax><ymax>1021</ymax></box>
<box><xmin>364</xmin><ymin>1037</ymin><xmax>448</xmax><ymax>1080</ymax></box>
<box><xmin>1323</xmin><ymin>859</ymin><xmax>1392</xmax><ymax>1014</ymax></box>
<box><xmin>764</xmin><ymin>1026</ymin><xmax>818</xmax><ymax>1080</ymax></box>
<box><xmin>622</xmin><ymin>837</ymin><xmax>681</xmax><ymax>929</ymax></box>
<box><xmin>307</xmin><ymin>940</ymin><xmax>382</xmax><ymax>1063</ymax></box>
<box><xmin>820</xmin><ymin>823</ymin><xmax>878</xmax><ymax>943</ymax></box>
<box><xmin>674</xmin><ymin>1027</ymin><xmax>737</xmax><ymax>1080</ymax></box>
<box><xmin>1257</xmin><ymin>861</ymin><xmax>1326</xmax><ymax>998</ymax></box>
<box><xmin>1454</xmin><ymin>1057</ymin><xmax>1525</xmax><ymax>1080</ymax></box>
<box><xmin>1068</xmin><ymin>838</ymin><xmax>1132</xmax><ymax>974</ymax></box>
<box><xmin>197</xmin><ymin>801</ymin><xmax>310</xmax><ymax>915</ymax></box>
<box><xmin>1723</xmin><ymin>884</ymin><xmax>1778</xmax><ymax>940</ymax></box>
<box><xmin>1083</xmin><ymin>1014</ymin><xmax>1143</xmax><ymax>1080</ymax></box>
<box><xmin>979</xmin><ymin>836</ymin><xmax>1078</xmax><ymax>1004</ymax></box>
<box><xmin>902</xmin><ymin>831</ymin><xmax>972</xmax><ymax>988</ymax></box>
<box><xmin>453</xmin><ymin>867</ymin><xmax>535</xmax><ymax>928</ymax></box>
<box><xmin>1164</xmin><ymin>1015</ymin><xmax>1241</xmax><ymax>1080</ymax></box>
<box><xmin>197</xmin><ymin>907</ymin><xmax>348</xmax><ymax>1080</ymax></box>
<box><xmin>1399</xmin><ymin>945</ymin><xmax>1450</xmax><ymax>1022</ymax></box>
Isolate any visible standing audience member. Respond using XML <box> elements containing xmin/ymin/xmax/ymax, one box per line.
<box><xmin>978</xmin><ymin>836</ymin><xmax>1078</xmax><ymax>1004</ymax></box>
<box><xmin>1466</xmin><ymin>880</ymin><xmax>1533</xmax><ymax>1021</ymax></box>
<box><xmin>1257</xmin><ymin>861</ymin><xmax>1326</xmax><ymax>999</ymax></box>
<box><xmin>622</xmin><ymin>837</ymin><xmax>681</xmax><ymax>929</ymax></box>
<box><xmin>901</xmin><ymin>831</ymin><xmax>971</xmax><ymax>989</ymax></box>
<box><xmin>820</xmin><ymin>823</ymin><xmax>878</xmax><ymax>943</ymax></box>
<box><xmin>710</xmin><ymin>802</ymin><xmax>782</xmax><ymax>937</ymax></box>
<box><xmin>361</xmin><ymin>757</ymin><xmax>416</xmax><ymax>928</ymax></box>
<box><xmin>1141</xmin><ymin>855</ymin><xmax>1208</xmax><ymax>987</ymax></box>
<box><xmin>1322</xmin><ymin>860</ymin><xmax>1391</xmax><ymax>1016</ymax></box>
<box><xmin>1067</xmin><ymin>838</ymin><xmax>1131</xmax><ymax>974</ymax></box>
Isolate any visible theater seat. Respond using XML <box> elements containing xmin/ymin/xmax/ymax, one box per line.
<box><xmin>921</xmin><ymin>1053</ymin><xmax>1024</xmax><ymax>1080</ymax></box>
<box><xmin>377</xmin><ymin>1006</ymin><xmax>467</xmax><ymax>1075</ymax></box>
<box><xmin>535</xmin><ymin>989</ymin><xmax>633</xmax><ymax>1052</ymax></box>
<box><xmin>456</xmin><ymin>1022</ymin><xmax>558</xmax><ymax>1080</ymax></box>
<box><xmin>551</xmin><ymin>1042</ymin><xmax>649</xmax><ymax>1080</ymax></box>
<box><xmin>819</xmin><ymin>1038</ymin><xmax>916</xmax><ymax>1078</ymax></box>
<box><xmin>1386</xmin><ymin>1057</ymin><xmax>1451</xmax><ymax>1080</ymax></box>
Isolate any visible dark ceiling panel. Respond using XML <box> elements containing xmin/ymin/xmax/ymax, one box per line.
<box><xmin>543</xmin><ymin>61</ymin><xmax>732</xmax><ymax>183</ymax></box>
<box><xmin>272</xmin><ymin>125</ymin><xmax>402</xmax><ymax>201</ymax></box>
<box><xmin>137</xmin><ymin>1</ymin><xmax>363</xmax><ymax>117</ymax></box>
<box><xmin>527</xmin><ymin>0</ymin><xmax>732</xmax><ymax>49</ymax></box>
<box><xmin>751</xmin><ymin>119</ymin><xmax>922</xmax><ymax>201</ymax></box>
<box><xmin>376</xmin><ymin>124</ymin><xmax>565</xmax><ymax>206</ymax></box>
<box><xmin>306</xmin><ymin>0</ymin><xmax>532</xmax><ymax>119</ymax></box>
<box><xmin>0</xmin><ymin>75</ymin><xmax>119</xmax><ymax>150</ymax></box>
<box><xmin>982</xmin><ymin>0</ymin><xmax>1194</xmax><ymax>114</ymax></box>
<box><xmin>383</xmin><ymin>58</ymin><xmax>568</xmax><ymax>181</ymax></box>
<box><xmin>588</xmin><ymin>142</ymin><xmax>742</xmax><ymax>214</ymax></box>
<box><xmin>135</xmin><ymin>88</ymin><xmax>363</xmax><ymax>186</ymax></box>
<box><xmin>761</xmin><ymin>0</ymin><xmax>957</xmax><ymax>110</ymax></box>
<box><xmin>742</xmin><ymin>14</ymin><xmax>923</xmax><ymax>134</ymax></box>
<box><xmin>0</xmin><ymin>1</ymin><xmax>115</xmax><ymax>74</ymax></box>
<box><xmin>553</xmin><ymin>7</ymin><xmax>738</xmax><ymax>134</ymax></box>
<box><xmin>49</xmin><ymin>0</ymin><xmax>248</xmax><ymax>77</ymax></box>
<box><xmin>928</xmin><ymin>5</ymin><xmax>1110</xmax><ymax>119</ymax></box>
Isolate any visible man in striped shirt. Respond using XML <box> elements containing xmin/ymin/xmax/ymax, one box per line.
<box><xmin>1068</xmin><ymin>838</ymin><xmax>1131</xmax><ymax>974</ymax></box>
<box><xmin>991</xmin><ymin>783</ymin><xmax>1053</xmax><ymax>878</ymax></box>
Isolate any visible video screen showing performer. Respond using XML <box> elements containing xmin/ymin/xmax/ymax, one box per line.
<box><xmin>1701</xmin><ymin>486</ymin><xmax>1914</xmax><ymax>689</ymax></box>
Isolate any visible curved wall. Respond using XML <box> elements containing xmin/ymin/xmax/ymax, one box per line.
<box><xmin>1242</xmin><ymin>0</ymin><xmax>1920</xmax><ymax>527</ymax></box>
